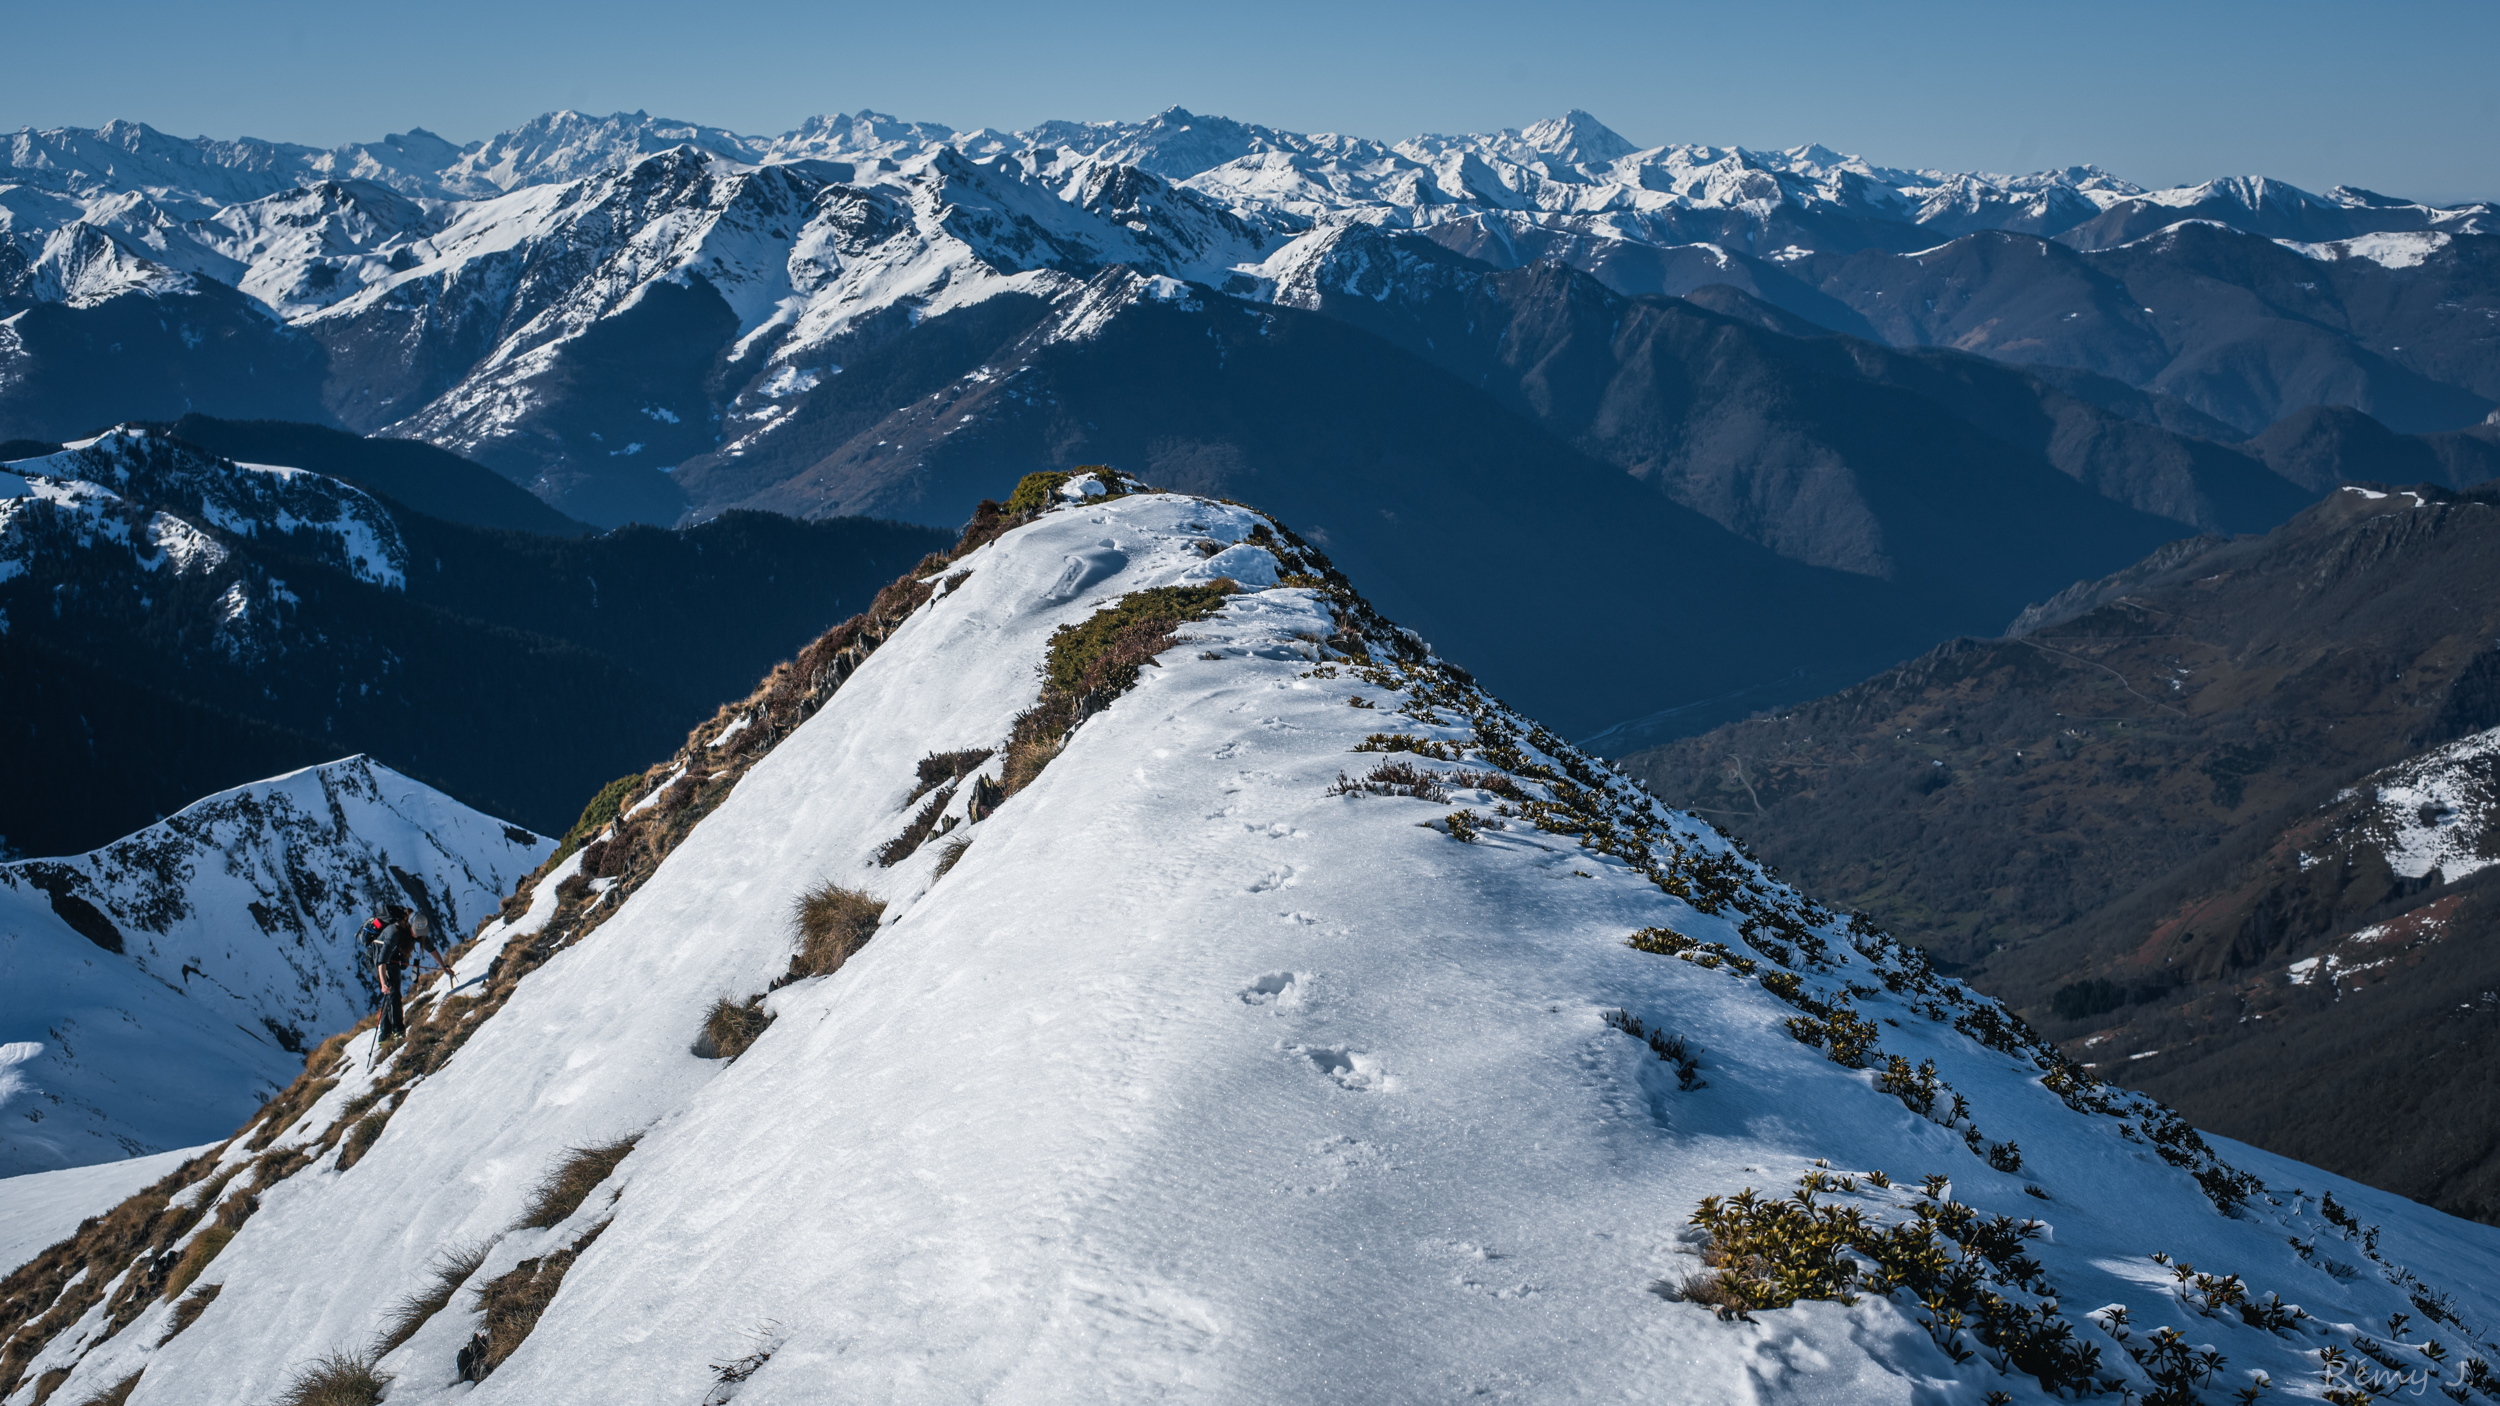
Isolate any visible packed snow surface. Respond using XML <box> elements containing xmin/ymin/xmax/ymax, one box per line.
<box><xmin>18</xmin><ymin>492</ymin><xmax>2500</xmax><ymax>1406</ymax></box>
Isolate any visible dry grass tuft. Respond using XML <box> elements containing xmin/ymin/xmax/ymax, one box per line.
<box><xmin>699</xmin><ymin>995</ymin><xmax>774</xmax><ymax>1061</ymax></box>
<box><xmin>933</xmin><ymin>835</ymin><xmax>973</xmax><ymax>880</ymax></box>
<box><xmin>470</xmin><ymin>1222</ymin><xmax>608</xmax><ymax>1379</ymax></box>
<box><xmin>336</xmin><ymin>1109</ymin><xmax>389</xmax><ymax>1171</ymax></box>
<box><xmin>786</xmin><ymin>883</ymin><xmax>885</xmax><ymax>984</ymax></box>
<box><xmin>70</xmin><ymin>1372</ymin><xmax>142</xmax><ymax>1406</ymax></box>
<box><xmin>514</xmin><ymin>1138</ymin><xmax>640</xmax><ymax>1231</ymax></box>
<box><xmin>159</xmin><ymin>1225</ymin><xmax>233</xmax><ymax>1303</ymax></box>
<box><xmin>372</xmin><ymin>1239</ymin><xmax>492</xmax><ymax>1356</ymax></box>
<box><xmin>156</xmin><ymin>1284</ymin><xmax>219</xmax><ymax>1346</ymax></box>
<box><xmin>271</xmin><ymin>1350</ymin><xmax>390</xmax><ymax>1406</ymax></box>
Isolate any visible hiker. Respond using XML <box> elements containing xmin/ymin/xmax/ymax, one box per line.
<box><xmin>365</xmin><ymin>904</ymin><xmax>447</xmax><ymax>1043</ymax></box>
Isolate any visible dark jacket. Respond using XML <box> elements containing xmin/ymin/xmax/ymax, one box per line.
<box><xmin>369</xmin><ymin>907</ymin><xmax>433</xmax><ymax>968</ymax></box>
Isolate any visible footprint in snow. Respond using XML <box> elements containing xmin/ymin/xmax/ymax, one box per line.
<box><xmin>1246</xmin><ymin>864</ymin><xmax>1297</xmax><ymax>893</ymax></box>
<box><xmin>1240</xmin><ymin>971</ymin><xmax>1310</xmax><ymax>1008</ymax></box>
<box><xmin>1042</xmin><ymin>544</ymin><xmax>1126</xmax><ymax>602</ymax></box>
<box><xmin>1294</xmin><ymin>1043</ymin><xmax>1391</xmax><ymax>1092</ymax></box>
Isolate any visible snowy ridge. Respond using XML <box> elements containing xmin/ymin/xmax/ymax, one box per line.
<box><xmin>5</xmin><ymin>484</ymin><xmax>2497</xmax><ymax>1405</ymax></box>
<box><xmin>3</xmin><ymin>428</ymin><xmax>406</xmax><ymax>590</ymax></box>
<box><xmin>0</xmin><ymin>756</ymin><xmax>549</xmax><ymax>1177</ymax></box>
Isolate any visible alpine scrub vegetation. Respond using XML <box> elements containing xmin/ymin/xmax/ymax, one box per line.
<box><xmin>467</xmin><ymin>1221</ymin><xmax>610</xmax><ymax>1383</ymax></box>
<box><xmin>998</xmin><ymin>578</ymin><xmax>1240</xmax><ymax>800</ymax></box>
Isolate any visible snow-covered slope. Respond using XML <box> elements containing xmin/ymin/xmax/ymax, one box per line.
<box><xmin>0</xmin><ymin>757</ymin><xmax>549</xmax><ymax>1177</ymax></box>
<box><xmin>0</xmin><ymin>1148</ymin><xmax>208</xmax><ymax>1279</ymax></box>
<box><xmin>7</xmin><ymin>484</ymin><xmax>2496</xmax><ymax>1405</ymax></box>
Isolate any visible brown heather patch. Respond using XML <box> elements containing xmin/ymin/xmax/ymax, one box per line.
<box><xmin>787</xmin><ymin>885</ymin><xmax>884</xmax><ymax>984</ymax></box>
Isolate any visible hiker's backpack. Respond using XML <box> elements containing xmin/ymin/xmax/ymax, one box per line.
<box><xmin>370</xmin><ymin>907</ymin><xmax>418</xmax><ymax>966</ymax></box>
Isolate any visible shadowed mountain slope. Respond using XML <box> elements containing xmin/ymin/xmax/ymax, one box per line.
<box><xmin>1625</xmin><ymin>482</ymin><xmax>2500</xmax><ymax>1219</ymax></box>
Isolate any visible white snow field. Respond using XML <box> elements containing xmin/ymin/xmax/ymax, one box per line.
<box><xmin>0</xmin><ymin>757</ymin><xmax>550</xmax><ymax>1176</ymax></box>
<box><xmin>7</xmin><ymin>490</ymin><xmax>2500</xmax><ymax>1405</ymax></box>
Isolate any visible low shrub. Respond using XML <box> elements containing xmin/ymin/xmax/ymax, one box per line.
<box><xmin>1000</xmin><ymin>690</ymin><xmax>1080</xmax><ymax>798</ymax></box>
<box><xmin>373</xmin><ymin>1239</ymin><xmax>492</xmax><ymax>1355</ymax></box>
<box><xmin>1626</xmin><ymin>927</ymin><xmax>1758</xmax><ymax>976</ymax></box>
<box><xmin>1327</xmin><ymin>760</ymin><xmax>1447</xmax><ymax>801</ymax></box>
<box><xmin>875</xmin><ymin>792</ymin><xmax>953</xmax><ymax>867</ymax></box>
<box><xmin>553</xmin><ymin>775</ymin><xmax>641</xmax><ymax>863</ymax></box>
<box><xmin>1004</xmin><ymin>471</ymin><xmax>1072</xmax><ymax>516</ymax></box>
<box><xmin>787</xmin><ymin>884</ymin><xmax>885</xmax><ymax>983</ymax></box>
<box><xmin>996</xmin><ymin>584</ymin><xmax>1241</xmax><ymax>802</ymax></box>
<box><xmin>699</xmin><ymin>995</ymin><xmax>774</xmax><ymax>1061</ymax></box>
<box><xmin>1605</xmin><ymin>1009</ymin><xmax>1705</xmax><ymax>1089</ymax></box>
<box><xmin>272</xmin><ymin>1350</ymin><xmax>390</xmax><ymax>1406</ymax></box>
<box><xmin>1041</xmin><ymin>582</ymin><xmax>1238</xmax><ymax>698</ymax></box>
<box><xmin>1451</xmin><ymin>769</ymin><xmax>1528</xmax><ymax>801</ymax></box>
<box><xmin>1350</xmin><ymin>732</ymin><xmax>1460</xmax><ymax>760</ymax></box>
<box><xmin>514</xmin><ymin>1137</ymin><xmax>641</xmax><ymax>1231</ymax></box>
<box><xmin>908</xmin><ymin>749</ymin><xmax>994</xmax><ymax>804</ymax></box>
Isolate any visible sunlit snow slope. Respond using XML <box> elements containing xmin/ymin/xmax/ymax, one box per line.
<box><xmin>0</xmin><ymin>757</ymin><xmax>549</xmax><ymax>1176</ymax></box>
<box><xmin>7</xmin><ymin>488</ymin><xmax>2499</xmax><ymax>1406</ymax></box>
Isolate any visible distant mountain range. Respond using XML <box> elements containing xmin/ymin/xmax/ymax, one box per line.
<box><xmin>2</xmin><ymin>108</ymin><xmax>2492</xmax><ymax>524</ymax></box>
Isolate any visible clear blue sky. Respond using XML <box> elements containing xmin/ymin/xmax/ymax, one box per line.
<box><xmin>8</xmin><ymin>0</ymin><xmax>2493</xmax><ymax>204</ymax></box>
